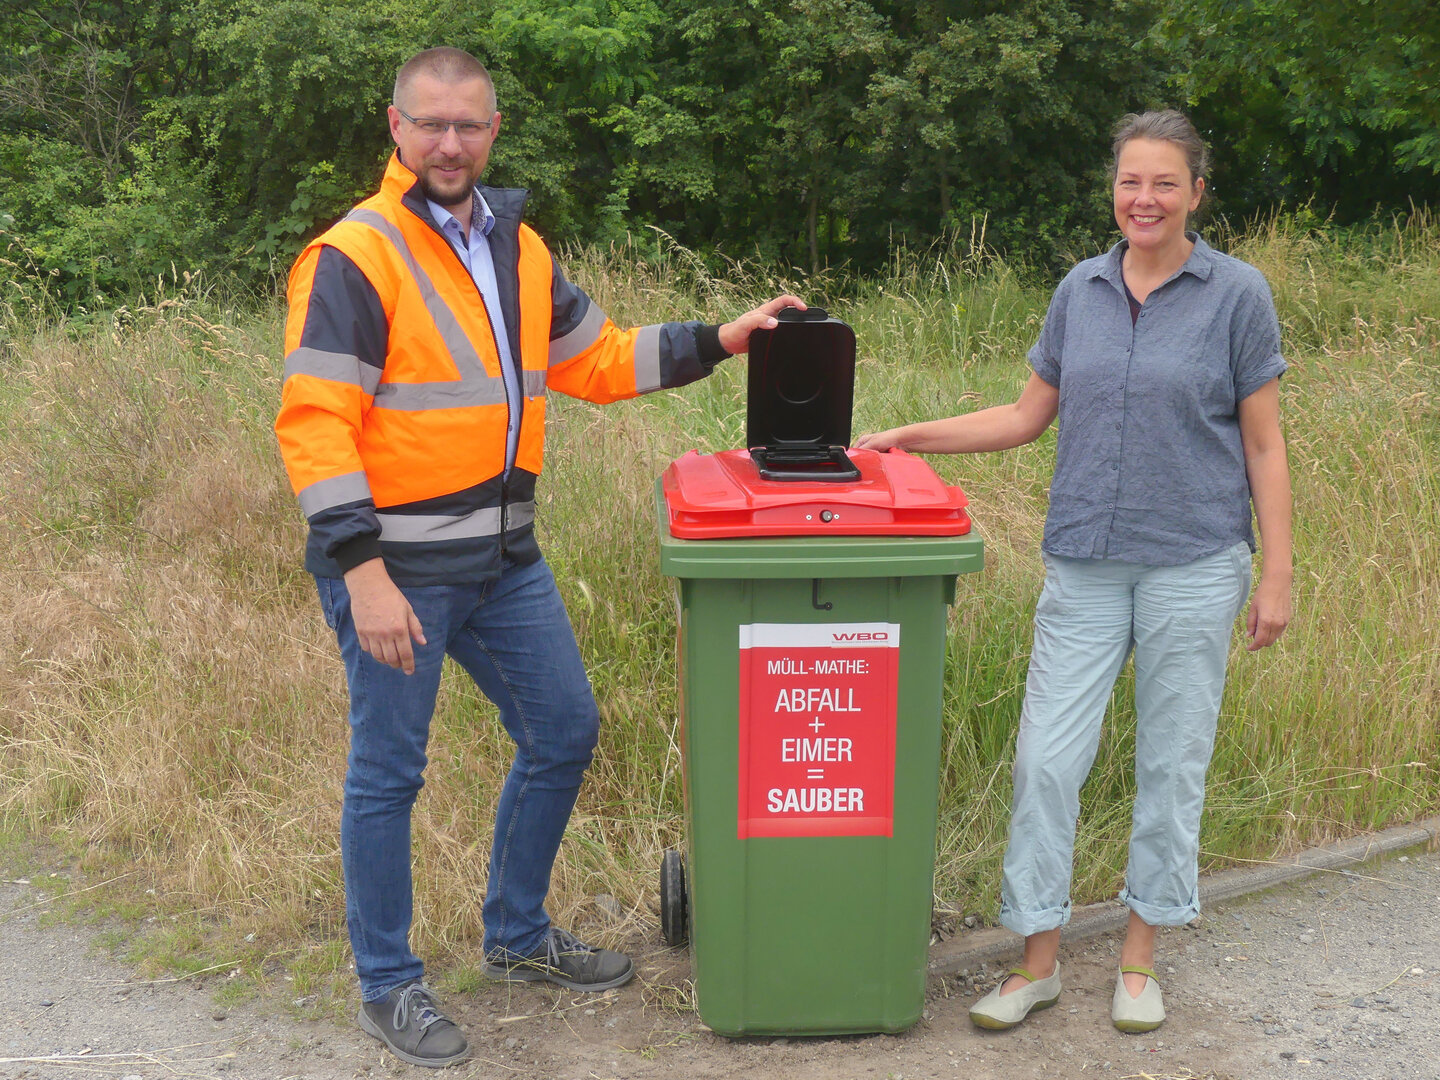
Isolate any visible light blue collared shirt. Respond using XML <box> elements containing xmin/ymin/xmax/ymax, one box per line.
<box><xmin>1027</xmin><ymin>233</ymin><xmax>1286</xmax><ymax>565</ymax></box>
<box><xmin>427</xmin><ymin>191</ymin><xmax>522</xmax><ymax>475</ymax></box>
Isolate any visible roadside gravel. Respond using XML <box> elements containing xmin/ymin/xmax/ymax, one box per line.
<box><xmin>3</xmin><ymin>841</ymin><xmax>1438</xmax><ymax>1080</ymax></box>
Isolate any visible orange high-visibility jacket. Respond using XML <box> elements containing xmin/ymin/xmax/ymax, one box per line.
<box><xmin>276</xmin><ymin>153</ymin><xmax>728</xmax><ymax>584</ymax></box>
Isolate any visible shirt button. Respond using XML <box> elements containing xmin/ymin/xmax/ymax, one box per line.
<box><xmin>1111</xmin><ymin>463</ymin><xmax>1118</xmax><ymax>470</ymax></box>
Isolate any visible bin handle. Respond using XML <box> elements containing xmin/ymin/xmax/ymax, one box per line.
<box><xmin>811</xmin><ymin>579</ymin><xmax>832</xmax><ymax>611</ymax></box>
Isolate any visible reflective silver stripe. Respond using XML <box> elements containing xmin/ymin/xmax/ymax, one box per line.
<box><xmin>548</xmin><ymin>301</ymin><xmax>607</xmax><ymax>367</ymax></box>
<box><xmin>522</xmin><ymin>370</ymin><xmax>548</xmax><ymax>398</ymax></box>
<box><xmin>373</xmin><ymin>380</ymin><xmax>509</xmax><ymax>410</ymax></box>
<box><xmin>284</xmin><ymin>347</ymin><xmax>382</xmax><ymax>395</ymax></box>
<box><xmin>376</xmin><ymin>500</ymin><xmax>536</xmax><ymax>542</ymax></box>
<box><xmin>298</xmin><ymin>471</ymin><xmax>373</xmax><ymax>517</ymax></box>
<box><xmin>633</xmin><ymin>324</ymin><xmax>663</xmax><ymax>393</ymax></box>
<box><xmin>344</xmin><ymin>208</ymin><xmax>495</xmax><ymax>385</ymax></box>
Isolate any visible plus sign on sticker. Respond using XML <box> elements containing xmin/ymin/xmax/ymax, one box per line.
<box><xmin>736</xmin><ymin>622</ymin><xmax>899</xmax><ymax>838</ymax></box>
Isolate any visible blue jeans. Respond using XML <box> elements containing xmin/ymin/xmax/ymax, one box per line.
<box><xmin>316</xmin><ymin>556</ymin><xmax>600</xmax><ymax>1002</ymax></box>
<box><xmin>998</xmin><ymin>542</ymin><xmax>1252</xmax><ymax>937</ymax></box>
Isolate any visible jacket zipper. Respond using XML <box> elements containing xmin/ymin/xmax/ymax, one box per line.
<box><xmin>418</xmin><ymin>204</ymin><xmax>521</xmax><ymax>558</ymax></box>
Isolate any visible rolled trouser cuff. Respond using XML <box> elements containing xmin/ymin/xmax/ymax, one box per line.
<box><xmin>998</xmin><ymin>897</ymin><xmax>1072</xmax><ymax>937</ymax></box>
<box><xmin>1120</xmin><ymin>885</ymin><xmax>1200</xmax><ymax>927</ymax></box>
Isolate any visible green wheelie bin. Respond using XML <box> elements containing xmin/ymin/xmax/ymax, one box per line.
<box><xmin>652</xmin><ymin>307</ymin><xmax>983</xmax><ymax>1035</ymax></box>
<box><xmin>656</xmin><ymin>449</ymin><xmax>983</xmax><ymax>1035</ymax></box>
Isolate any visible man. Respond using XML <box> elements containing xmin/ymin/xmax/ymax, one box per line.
<box><xmin>275</xmin><ymin>46</ymin><xmax>802</xmax><ymax>1069</ymax></box>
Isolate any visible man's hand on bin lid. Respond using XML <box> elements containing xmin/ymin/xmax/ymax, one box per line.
<box><xmin>717</xmin><ymin>295</ymin><xmax>807</xmax><ymax>356</ymax></box>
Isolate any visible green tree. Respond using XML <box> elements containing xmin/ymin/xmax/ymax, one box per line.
<box><xmin>644</xmin><ymin>0</ymin><xmax>892</xmax><ymax>272</ymax></box>
<box><xmin>480</xmin><ymin>0</ymin><xmax>669</xmax><ymax>241</ymax></box>
<box><xmin>176</xmin><ymin>0</ymin><xmax>438</xmax><ymax>270</ymax></box>
<box><xmin>0</xmin><ymin>0</ymin><xmax>219</xmax><ymax>302</ymax></box>
<box><xmin>616</xmin><ymin>0</ymin><xmax>1171</xmax><ymax>272</ymax></box>
<box><xmin>1157</xmin><ymin>0</ymin><xmax>1440</xmax><ymax>218</ymax></box>
<box><xmin>861</xmin><ymin>0</ymin><xmax>1169</xmax><ymax>270</ymax></box>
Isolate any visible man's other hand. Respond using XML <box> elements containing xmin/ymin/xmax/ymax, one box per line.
<box><xmin>717</xmin><ymin>295</ymin><xmax>808</xmax><ymax>355</ymax></box>
<box><xmin>343</xmin><ymin>558</ymin><xmax>427</xmax><ymax>674</ymax></box>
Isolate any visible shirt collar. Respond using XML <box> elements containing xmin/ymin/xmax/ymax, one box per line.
<box><xmin>426</xmin><ymin>188</ymin><xmax>496</xmax><ymax>241</ymax></box>
<box><xmin>1089</xmin><ymin>231</ymin><xmax>1215</xmax><ymax>288</ymax></box>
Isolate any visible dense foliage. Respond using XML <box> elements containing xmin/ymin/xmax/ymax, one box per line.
<box><xmin>2</xmin><ymin>0</ymin><xmax>1437</xmax><ymax>305</ymax></box>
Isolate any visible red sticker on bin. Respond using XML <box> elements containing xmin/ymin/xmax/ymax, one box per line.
<box><xmin>737</xmin><ymin>623</ymin><xmax>899</xmax><ymax>839</ymax></box>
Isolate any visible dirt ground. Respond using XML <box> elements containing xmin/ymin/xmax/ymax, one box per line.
<box><xmin>4</xmin><ymin>844</ymin><xmax>1440</xmax><ymax>1080</ymax></box>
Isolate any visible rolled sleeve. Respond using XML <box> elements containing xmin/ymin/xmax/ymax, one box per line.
<box><xmin>1231</xmin><ymin>272</ymin><xmax>1287</xmax><ymax>401</ymax></box>
<box><xmin>1027</xmin><ymin>275</ymin><xmax>1073</xmax><ymax>388</ymax></box>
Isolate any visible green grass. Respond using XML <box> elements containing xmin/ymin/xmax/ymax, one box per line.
<box><xmin>0</xmin><ymin>211</ymin><xmax>1436</xmax><ymax>996</ymax></box>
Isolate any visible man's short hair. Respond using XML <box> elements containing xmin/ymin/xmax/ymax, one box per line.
<box><xmin>393</xmin><ymin>48</ymin><xmax>495</xmax><ymax>111</ymax></box>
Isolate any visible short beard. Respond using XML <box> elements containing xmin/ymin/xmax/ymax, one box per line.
<box><xmin>418</xmin><ymin>171</ymin><xmax>474</xmax><ymax>213</ymax></box>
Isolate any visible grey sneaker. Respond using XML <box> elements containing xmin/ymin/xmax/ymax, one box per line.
<box><xmin>483</xmin><ymin>927</ymin><xmax>634</xmax><ymax>991</ymax></box>
<box><xmin>357</xmin><ymin>980</ymin><xmax>469</xmax><ymax>1068</ymax></box>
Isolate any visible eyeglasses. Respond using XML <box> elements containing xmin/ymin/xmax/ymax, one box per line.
<box><xmin>395</xmin><ymin>107</ymin><xmax>495</xmax><ymax>142</ymax></box>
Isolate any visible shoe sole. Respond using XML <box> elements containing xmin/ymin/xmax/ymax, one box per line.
<box><xmin>481</xmin><ymin>959</ymin><xmax>635</xmax><ymax>992</ymax></box>
<box><xmin>968</xmin><ymin>993</ymin><xmax>1060</xmax><ymax>1030</ymax></box>
<box><xmin>357</xmin><ymin>1009</ymin><xmax>470</xmax><ymax>1068</ymax></box>
<box><xmin>1113</xmin><ymin>1016</ymin><xmax>1164</xmax><ymax>1034</ymax></box>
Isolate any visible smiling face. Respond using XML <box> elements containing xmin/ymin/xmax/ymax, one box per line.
<box><xmin>1113</xmin><ymin>137</ymin><xmax>1204</xmax><ymax>257</ymax></box>
<box><xmin>387</xmin><ymin>73</ymin><xmax>500</xmax><ymax>212</ymax></box>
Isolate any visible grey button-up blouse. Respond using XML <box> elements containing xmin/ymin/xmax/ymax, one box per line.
<box><xmin>1028</xmin><ymin>234</ymin><xmax>1286</xmax><ymax>566</ymax></box>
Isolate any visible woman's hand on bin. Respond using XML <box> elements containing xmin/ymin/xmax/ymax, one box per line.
<box><xmin>853</xmin><ymin>429</ymin><xmax>905</xmax><ymax>452</ymax></box>
<box><xmin>717</xmin><ymin>295</ymin><xmax>807</xmax><ymax>355</ymax></box>
<box><xmin>854</xmin><ymin>375</ymin><xmax>1059</xmax><ymax>456</ymax></box>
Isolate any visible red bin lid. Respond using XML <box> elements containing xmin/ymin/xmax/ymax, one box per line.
<box><xmin>661</xmin><ymin>448</ymin><xmax>971</xmax><ymax>539</ymax></box>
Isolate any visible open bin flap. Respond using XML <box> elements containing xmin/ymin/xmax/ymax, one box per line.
<box><xmin>747</xmin><ymin>307</ymin><xmax>859</xmax><ymax>481</ymax></box>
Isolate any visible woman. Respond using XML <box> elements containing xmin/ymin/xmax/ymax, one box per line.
<box><xmin>856</xmin><ymin>110</ymin><xmax>1292</xmax><ymax>1033</ymax></box>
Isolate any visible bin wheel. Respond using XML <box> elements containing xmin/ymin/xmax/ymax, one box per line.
<box><xmin>660</xmin><ymin>848</ymin><xmax>688</xmax><ymax>947</ymax></box>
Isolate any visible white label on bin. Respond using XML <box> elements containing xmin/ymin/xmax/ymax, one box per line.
<box><xmin>736</xmin><ymin>622</ymin><xmax>899</xmax><ymax>839</ymax></box>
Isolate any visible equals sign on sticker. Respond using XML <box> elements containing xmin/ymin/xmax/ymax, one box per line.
<box><xmin>806</xmin><ymin>769</ymin><xmax>825</xmax><ymax>780</ymax></box>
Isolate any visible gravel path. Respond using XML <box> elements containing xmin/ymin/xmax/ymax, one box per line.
<box><xmin>1160</xmin><ymin>844</ymin><xmax>1440</xmax><ymax>1079</ymax></box>
<box><xmin>3</xmin><ymin>843</ymin><xmax>1439</xmax><ymax>1080</ymax></box>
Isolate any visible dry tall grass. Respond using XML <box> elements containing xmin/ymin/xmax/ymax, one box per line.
<box><xmin>1</xmin><ymin>216</ymin><xmax>1436</xmax><ymax>990</ymax></box>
